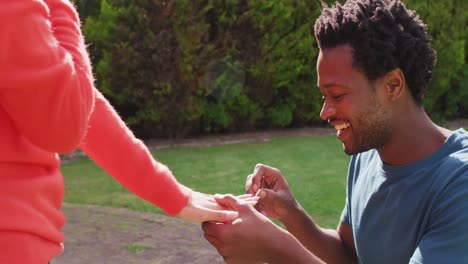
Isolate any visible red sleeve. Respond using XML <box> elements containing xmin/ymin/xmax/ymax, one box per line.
<box><xmin>0</xmin><ymin>0</ymin><xmax>95</xmax><ymax>153</ymax></box>
<box><xmin>79</xmin><ymin>90</ymin><xmax>192</xmax><ymax>216</ymax></box>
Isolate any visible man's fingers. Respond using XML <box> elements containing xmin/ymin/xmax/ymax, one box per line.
<box><xmin>245</xmin><ymin>174</ymin><xmax>254</xmax><ymax>194</ymax></box>
<box><xmin>256</xmin><ymin>188</ymin><xmax>274</xmax><ymax>199</ymax></box>
<box><xmin>214</xmin><ymin>194</ymin><xmax>251</xmax><ymax>212</ymax></box>
<box><xmin>203</xmin><ymin>232</ymin><xmax>221</xmax><ymax>248</ymax></box>
<box><xmin>202</xmin><ymin>222</ymin><xmax>221</xmax><ymax>237</ymax></box>
<box><xmin>202</xmin><ymin>221</ymin><xmax>226</xmax><ymax>235</ymax></box>
<box><xmin>206</xmin><ymin>208</ymin><xmax>239</xmax><ymax>222</ymax></box>
<box><xmin>202</xmin><ymin>221</ymin><xmax>232</xmax><ymax>257</ymax></box>
<box><xmin>203</xmin><ymin>231</ymin><xmax>227</xmax><ymax>256</ymax></box>
<box><xmin>254</xmin><ymin>188</ymin><xmax>278</xmax><ymax>213</ymax></box>
<box><xmin>251</xmin><ymin>164</ymin><xmax>266</xmax><ymax>193</ymax></box>
<box><xmin>201</xmin><ymin>221</ymin><xmax>215</xmax><ymax>234</ymax></box>
<box><xmin>252</xmin><ymin>163</ymin><xmax>283</xmax><ymax>192</ymax></box>
<box><xmin>214</xmin><ymin>194</ymin><xmax>239</xmax><ymax>207</ymax></box>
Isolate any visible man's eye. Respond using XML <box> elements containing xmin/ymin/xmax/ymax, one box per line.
<box><xmin>332</xmin><ymin>94</ymin><xmax>345</xmax><ymax>101</ymax></box>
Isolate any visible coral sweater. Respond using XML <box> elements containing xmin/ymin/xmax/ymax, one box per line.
<box><xmin>0</xmin><ymin>1</ymin><xmax>191</xmax><ymax>263</ymax></box>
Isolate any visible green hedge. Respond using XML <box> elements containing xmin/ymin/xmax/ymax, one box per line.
<box><xmin>77</xmin><ymin>0</ymin><xmax>468</xmax><ymax>138</ymax></box>
<box><xmin>405</xmin><ymin>0</ymin><xmax>468</xmax><ymax>119</ymax></box>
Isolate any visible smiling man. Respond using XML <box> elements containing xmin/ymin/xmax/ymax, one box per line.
<box><xmin>202</xmin><ymin>0</ymin><xmax>468</xmax><ymax>263</ymax></box>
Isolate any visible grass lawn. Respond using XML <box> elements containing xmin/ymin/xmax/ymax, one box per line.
<box><xmin>62</xmin><ymin>135</ymin><xmax>350</xmax><ymax>228</ymax></box>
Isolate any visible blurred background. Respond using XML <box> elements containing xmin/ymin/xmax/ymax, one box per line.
<box><xmin>74</xmin><ymin>0</ymin><xmax>468</xmax><ymax>139</ymax></box>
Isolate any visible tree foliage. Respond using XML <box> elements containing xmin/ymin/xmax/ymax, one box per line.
<box><xmin>76</xmin><ymin>0</ymin><xmax>468</xmax><ymax>138</ymax></box>
<box><xmin>405</xmin><ymin>0</ymin><xmax>468</xmax><ymax>120</ymax></box>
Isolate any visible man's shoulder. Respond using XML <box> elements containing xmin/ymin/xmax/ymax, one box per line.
<box><xmin>439</xmin><ymin>128</ymin><xmax>468</xmax><ymax>171</ymax></box>
<box><xmin>448</xmin><ymin>128</ymin><xmax>468</xmax><ymax>151</ymax></box>
<box><xmin>431</xmin><ymin>131</ymin><xmax>468</xmax><ymax>204</ymax></box>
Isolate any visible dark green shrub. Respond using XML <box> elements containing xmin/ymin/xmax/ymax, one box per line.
<box><xmin>405</xmin><ymin>0</ymin><xmax>468</xmax><ymax>119</ymax></box>
<box><xmin>79</xmin><ymin>0</ymin><xmax>468</xmax><ymax>138</ymax></box>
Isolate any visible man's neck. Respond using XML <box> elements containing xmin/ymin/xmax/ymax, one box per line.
<box><xmin>377</xmin><ymin>108</ymin><xmax>452</xmax><ymax>166</ymax></box>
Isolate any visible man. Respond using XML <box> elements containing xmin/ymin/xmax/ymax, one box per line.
<box><xmin>0</xmin><ymin>1</ymin><xmax>254</xmax><ymax>263</ymax></box>
<box><xmin>202</xmin><ymin>0</ymin><xmax>468</xmax><ymax>263</ymax></box>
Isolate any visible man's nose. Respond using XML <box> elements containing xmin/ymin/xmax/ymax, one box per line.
<box><xmin>320</xmin><ymin>100</ymin><xmax>335</xmax><ymax>121</ymax></box>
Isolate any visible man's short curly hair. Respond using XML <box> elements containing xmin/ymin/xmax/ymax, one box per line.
<box><xmin>314</xmin><ymin>0</ymin><xmax>436</xmax><ymax>105</ymax></box>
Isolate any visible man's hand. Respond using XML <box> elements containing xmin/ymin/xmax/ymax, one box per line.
<box><xmin>202</xmin><ymin>194</ymin><xmax>290</xmax><ymax>264</ymax></box>
<box><xmin>246</xmin><ymin>164</ymin><xmax>299</xmax><ymax>221</ymax></box>
<box><xmin>177</xmin><ymin>191</ymin><xmax>258</xmax><ymax>223</ymax></box>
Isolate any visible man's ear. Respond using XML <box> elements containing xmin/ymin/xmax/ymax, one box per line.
<box><xmin>384</xmin><ymin>68</ymin><xmax>405</xmax><ymax>101</ymax></box>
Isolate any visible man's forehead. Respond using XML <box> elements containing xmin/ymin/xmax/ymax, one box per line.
<box><xmin>317</xmin><ymin>45</ymin><xmax>354</xmax><ymax>67</ymax></box>
<box><xmin>317</xmin><ymin>47</ymin><xmax>355</xmax><ymax>87</ymax></box>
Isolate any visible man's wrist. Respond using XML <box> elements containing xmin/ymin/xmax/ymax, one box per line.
<box><xmin>280</xmin><ymin>200</ymin><xmax>305</xmax><ymax>227</ymax></box>
<box><xmin>267</xmin><ymin>228</ymin><xmax>298</xmax><ymax>263</ymax></box>
<box><xmin>268</xmin><ymin>229</ymin><xmax>322</xmax><ymax>264</ymax></box>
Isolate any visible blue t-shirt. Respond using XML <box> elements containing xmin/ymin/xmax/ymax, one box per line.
<box><xmin>341</xmin><ymin>129</ymin><xmax>468</xmax><ymax>264</ymax></box>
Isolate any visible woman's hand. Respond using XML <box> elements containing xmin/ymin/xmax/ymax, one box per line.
<box><xmin>177</xmin><ymin>191</ymin><xmax>258</xmax><ymax>223</ymax></box>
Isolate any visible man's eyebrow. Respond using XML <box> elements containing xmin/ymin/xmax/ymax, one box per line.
<box><xmin>318</xmin><ymin>83</ymin><xmax>349</xmax><ymax>90</ymax></box>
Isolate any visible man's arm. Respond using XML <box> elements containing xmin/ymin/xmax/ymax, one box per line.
<box><xmin>281</xmin><ymin>205</ymin><xmax>358</xmax><ymax>264</ymax></box>
<box><xmin>0</xmin><ymin>0</ymin><xmax>94</xmax><ymax>153</ymax></box>
<box><xmin>247</xmin><ymin>164</ymin><xmax>358</xmax><ymax>264</ymax></box>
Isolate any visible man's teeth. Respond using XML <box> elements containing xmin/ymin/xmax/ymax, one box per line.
<box><xmin>335</xmin><ymin>123</ymin><xmax>350</xmax><ymax>130</ymax></box>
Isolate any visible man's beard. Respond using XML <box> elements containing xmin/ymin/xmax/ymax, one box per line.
<box><xmin>343</xmin><ymin>99</ymin><xmax>392</xmax><ymax>155</ymax></box>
